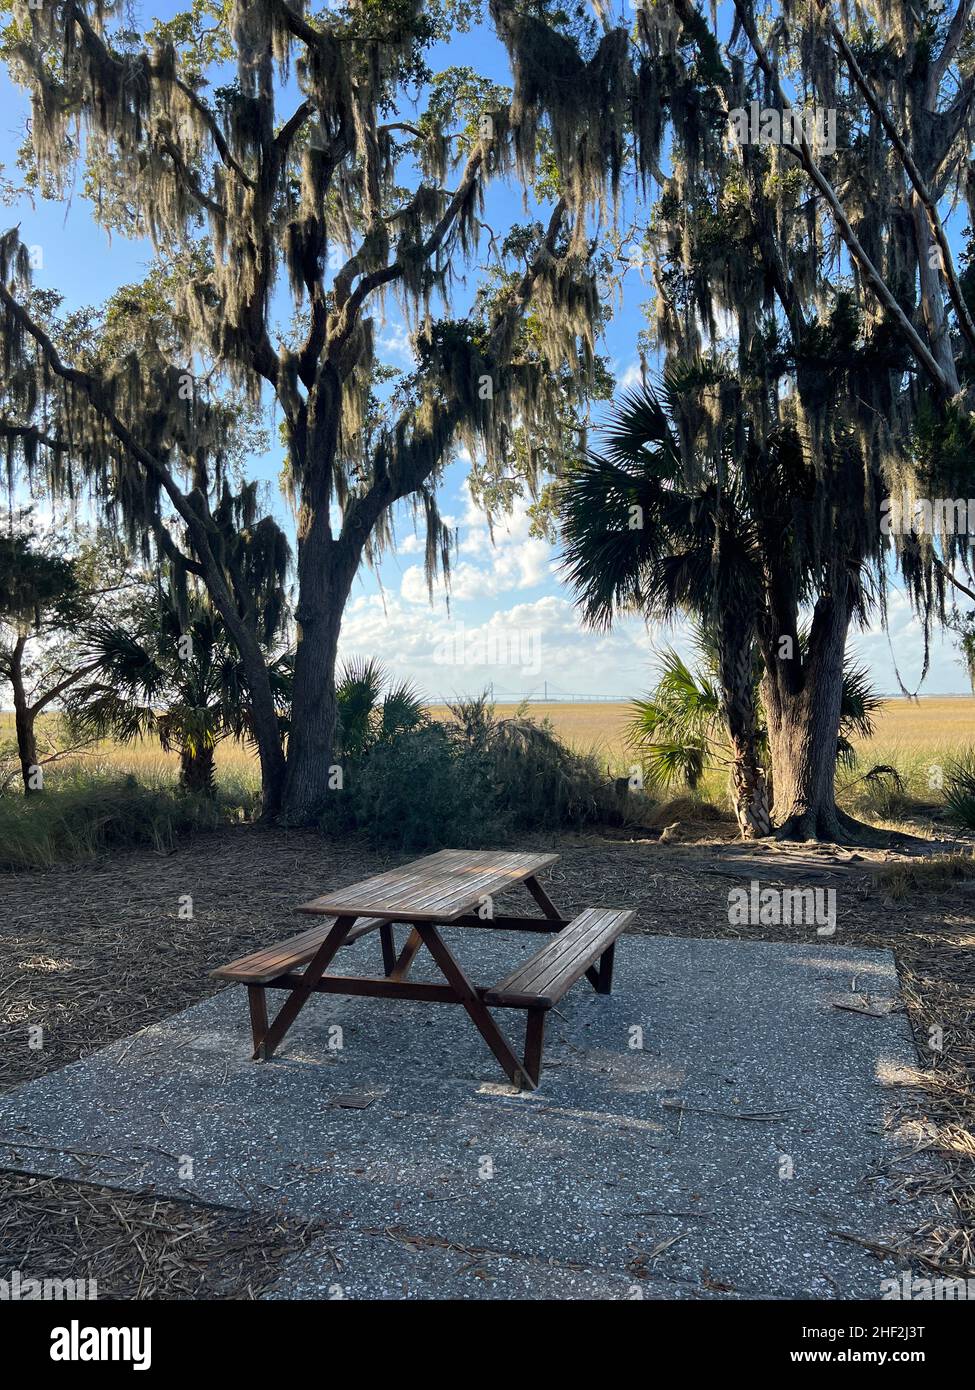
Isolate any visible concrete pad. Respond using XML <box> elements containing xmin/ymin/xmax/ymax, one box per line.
<box><xmin>0</xmin><ymin>933</ymin><xmax>936</xmax><ymax>1299</ymax></box>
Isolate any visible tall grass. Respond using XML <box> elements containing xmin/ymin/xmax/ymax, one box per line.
<box><xmin>0</xmin><ymin>773</ymin><xmax>257</xmax><ymax>872</ymax></box>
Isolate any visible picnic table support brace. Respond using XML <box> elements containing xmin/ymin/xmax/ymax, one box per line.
<box><xmin>390</xmin><ymin>927</ymin><xmax>424</xmax><ymax>981</ymax></box>
<box><xmin>416</xmin><ymin>923</ymin><xmax>535</xmax><ymax>1091</ymax></box>
<box><xmin>255</xmin><ymin>914</ymin><xmax>357</xmax><ymax>1061</ymax></box>
<box><xmin>379</xmin><ymin>922</ymin><xmax>397</xmax><ymax>976</ymax></box>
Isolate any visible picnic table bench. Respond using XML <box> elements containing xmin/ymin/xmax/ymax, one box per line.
<box><xmin>213</xmin><ymin>849</ymin><xmax>633</xmax><ymax>1089</ymax></box>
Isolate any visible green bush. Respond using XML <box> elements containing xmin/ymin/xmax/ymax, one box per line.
<box><xmin>323</xmin><ymin>697</ymin><xmax>622</xmax><ymax>850</ymax></box>
<box><xmin>0</xmin><ymin>777</ymin><xmax>228</xmax><ymax>871</ymax></box>
<box><xmin>344</xmin><ymin>723</ymin><xmax>506</xmax><ymax>849</ymax></box>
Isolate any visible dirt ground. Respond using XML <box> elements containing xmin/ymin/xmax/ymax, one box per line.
<box><xmin>2</xmin><ymin>824</ymin><xmax>974</xmax><ymax>1295</ymax></box>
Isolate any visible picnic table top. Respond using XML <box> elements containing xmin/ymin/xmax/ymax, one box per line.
<box><xmin>296</xmin><ymin>848</ymin><xmax>559</xmax><ymax>923</ymax></box>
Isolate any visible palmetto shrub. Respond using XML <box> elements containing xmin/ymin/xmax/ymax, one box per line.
<box><xmin>323</xmin><ymin>691</ymin><xmax>620</xmax><ymax>849</ymax></box>
<box><xmin>628</xmin><ymin>638</ymin><xmax>884</xmax><ymax>799</ymax></box>
<box><xmin>944</xmin><ymin>756</ymin><xmax>975</xmax><ymax>829</ymax></box>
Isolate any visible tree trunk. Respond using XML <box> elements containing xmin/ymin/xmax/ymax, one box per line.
<box><xmin>193</xmin><ymin>548</ymin><xmax>286</xmax><ymax>818</ymax></box>
<box><xmin>10</xmin><ymin>640</ymin><xmax>39</xmax><ymax>795</ymax></box>
<box><xmin>762</xmin><ymin>591</ymin><xmax>852</xmax><ymax>841</ymax></box>
<box><xmin>14</xmin><ymin>700</ymin><xmax>39</xmax><ymax>796</ymax></box>
<box><xmin>716</xmin><ymin>612</ymin><xmax>772</xmax><ymax>838</ymax></box>
<box><xmin>281</xmin><ymin>526</ymin><xmax>358</xmax><ymax>824</ymax></box>
<box><xmin>179</xmin><ymin>744</ymin><xmax>216</xmax><ymax>797</ymax></box>
<box><xmin>912</xmin><ymin>194</ymin><xmax>960</xmax><ymax>395</ymax></box>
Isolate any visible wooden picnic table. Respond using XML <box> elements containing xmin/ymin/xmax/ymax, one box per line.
<box><xmin>214</xmin><ymin>849</ymin><xmax>632</xmax><ymax>1090</ymax></box>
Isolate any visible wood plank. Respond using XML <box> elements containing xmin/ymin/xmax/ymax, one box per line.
<box><xmin>295</xmin><ymin>850</ymin><xmax>559</xmax><ymax>922</ymax></box>
<box><xmin>508</xmin><ymin>911</ymin><xmax>623</xmax><ymax>992</ymax></box>
<box><xmin>389</xmin><ymin>927</ymin><xmax>424</xmax><ymax>980</ymax></box>
<box><xmin>523</xmin><ymin>874</ymin><xmax>563</xmax><ymax>921</ymax></box>
<box><xmin>212</xmin><ymin>917</ymin><xmax>384</xmax><ymax>984</ymax></box>
<box><xmin>445</xmin><ymin>914</ymin><xmax>569</xmax><ymax>932</ymax></box>
<box><xmin>512</xmin><ymin>914</ymin><xmax>629</xmax><ymax>997</ymax></box>
<box><xmin>263</xmin><ymin>973</ymin><xmax>460</xmax><ymax>1003</ymax></box>
<box><xmin>258</xmin><ymin>915</ymin><xmax>357</xmax><ymax>1059</ymax></box>
<box><xmin>484</xmin><ymin>908</ymin><xmax>633</xmax><ymax>1007</ymax></box>
<box><xmin>247</xmin><ymin>986</ymin><xmax>268</xmax><ymax>1054</ymax></box>
<box><xmin>524</xmin><ymin>1009</ymin><xmax>546</xmax><ymax>1086</ymax></box>
<box><xmin>316</xmin><ymin>856</ymin><xmax>556</xmax><ymax>922</ymax></box>
<box><xmin>496</xmin><ymin>910</ymin><xmax>614</xmax><ymax>990</ymax></box>
<box><xmin>415</xmin><ymin>923</ymin><xmax>535</xmax><ymax>1089</ymax></box>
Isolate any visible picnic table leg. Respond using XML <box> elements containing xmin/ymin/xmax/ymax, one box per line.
<box><xmin>595</xmin><ymin>941</ymin><xmax>616</xmax><ymax>994</ymax></box>
<box><xmin>523</xmin><ymin>875</ymin><xmax>563</xmax><ymax>922</ymax></box>
<box><xmin>415</xmin><ymin>924</ymin><xmax>535</xmax><ymax>1091</ymax></box>
<box><xmin>525</xmin><ymin>874</ymin><xmax>599</xmax><ymax>990</ymax></box>
<box><xmin>379</xmin><ymin>922</ymin><xmax>397</xmax><ymax>975</ymax></box>
<box><xmin>257</xmin><ymin>914</ymin><xmax>357</xmax><ymax>1061</ymax></box>
<box><xmin>523</xmin><ymin>1009</ymin><xmax>546</xmax><ymax>1087</ymax></box>
<box><xmin>247</xmin><ymin>986</ymin><xmax>268</xmax><ymax>1056</ymax></box>
<box><xmin>389</xmin><ymin>927</ymin><xmax>424</xmax><ymax>981</ymax></box>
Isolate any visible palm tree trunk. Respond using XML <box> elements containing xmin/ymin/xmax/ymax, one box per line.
<box><xmin>10</xmin><ymin>638</ymin><xmax>40</xmax><ymax>795</ymax></box>
<box><xmin>716</xmin><ymin>613</ymin><xmax>772</xmax><ymax>839</ymax></box>
<box><xmin>762</xmin><ymin>592</ymin><xmax>854</xmax><ymax>841</ymax></box>
<box><xmin>179</xmin><ymin>745</ymin><xmax>216</xmax><ymax>797</ymax></box>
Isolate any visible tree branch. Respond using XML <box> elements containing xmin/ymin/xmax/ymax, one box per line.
<box><xmin>935</xmin><ymin>555</ymin><xmax>975</xmax><ymax>603</ymax></box>
<box><xmin>731</xmin><ymin>0</ymin><xmax>951</xmax><ymax>396</ymax></box>
<box><xmin>811</xmin><ymin>0</ymin><xmax>975</xmax><ymax>363</ymax></box>
<box><xmin>929</xmin><ymin>0</ymin><xmax>975</xmax><ymax>103</ymax></box>
<box><xmin>31</xmin><ymin>659</ymin><xmax>102</xmax><ymax>716</ymax></box>
<box><xmin>64</xmin><ymin>1</ymin><xmax>254</xmax><ymax>188</ymax></box>
<box><xmin>0</xmin><ymin>420</ymin><xmax>70</xmax><ymax>452</ymax></box>
<box><xmin>330</xmin><ymin>146</ymin><xmax>485</xmax><ymax>358</ymax></box>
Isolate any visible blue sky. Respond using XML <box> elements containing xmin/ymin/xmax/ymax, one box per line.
<box><xmin>0</xmin><ymin>1</ymin><xmax>969</xmax><ymax>699</ymax></box>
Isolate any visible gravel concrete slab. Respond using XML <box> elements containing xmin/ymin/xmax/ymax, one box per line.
<box><xmin>0</xmin><ymin>932</ymin><xmax>934</xmax><ymax>1299</ymax></box>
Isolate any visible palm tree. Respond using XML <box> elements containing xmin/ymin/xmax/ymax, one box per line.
<box><xmin>559</xmin><ymin>374</ymin><xmax>774</xmax><ymax>837</ymax></box>
<box><xmin>629</xmin><ymin>640</ymin><xmax>883</xmax><ymax>800</ymax></box>
<box><xmin>69</xmin><ymin>584</ymin><xmax>290</xmax><ymax>797</ymax></box>
<box><xmin>334</xmin><ymin>658</ymin><xmax>425</xmax><ymax>758</ymax></box>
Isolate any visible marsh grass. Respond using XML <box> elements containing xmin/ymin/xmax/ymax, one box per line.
<box><xmin>0</xmin><ymin>775</ymin><xmax>246</xmax><ymax>872</ymax></box>
<box><xmin>1</xmin><ymin>700</ymin><xmax>973</xmax><ymax>859</ymax></box>
<box><xmin>873</xmin><ymin>852</ymin><xmax>975</xmax><ymax>901</ymax></box>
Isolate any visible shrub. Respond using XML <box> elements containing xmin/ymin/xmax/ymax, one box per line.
<box><xmin>322</xmin><ymin>696</ymin><xmax>622</xmax><ymax>850</ymax></box>
<box><xmin>944</xmin><ymin>756</ymin><xmax>975</xmax><ymax>829</ymax></box>
<box><xmin>345</xmin><ymin>723</ymin><xmax>507</xmax><ymax>849</ymax></box>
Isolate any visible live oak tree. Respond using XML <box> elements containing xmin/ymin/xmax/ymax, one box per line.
<box><xmin>0</xmin><ymin>0</ymin><xmax>619</xmax><ymax>822</ymax></box>
<box><xmin>648</xmin><ymin>0</ymin><xmax>975</xmax><ymax>841</ymax></box>
<box><xmin>553</xmin><ymin>0</ymin><xmax>975</xmax><ymax>842</ymax></box>
<box><xmin>0</xmin><ymin>261</ymin><xmax>294</xmax><ymax>805</ymax></box>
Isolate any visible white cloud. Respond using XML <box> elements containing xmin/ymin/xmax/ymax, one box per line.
<box><xmin>617</xmin><ymin>360</ymin><xmax>644</xmax><ymax>391</ymax></box>
<box><xmin>397</xmin><ymin>485</ymin><xmax>555</xmax><ymax>605</ymax></box>
<box><xmin>378</xmin><ymin>321</ymin><xmax>413</xmax><ymax>364</ymax></box>
<box><xmin>339</xmin><ymin>590</ymin><xmax>656</xmax><ymax>699</ymax></box>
